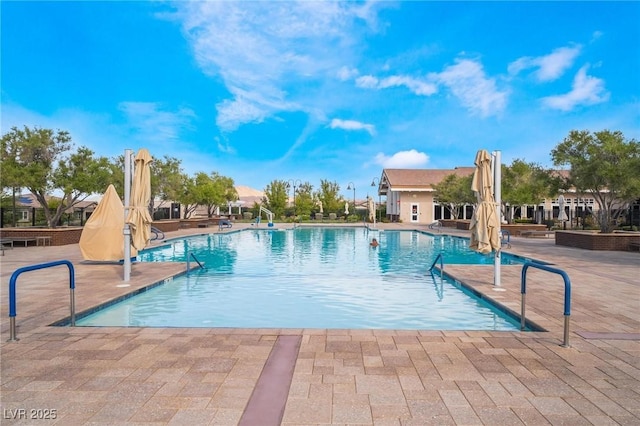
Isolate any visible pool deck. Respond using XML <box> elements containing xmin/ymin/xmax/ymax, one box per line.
<box><xmin>1</xmin><ymin>223</ymin><xmax>638</xmax><ymax>425</ymax></box>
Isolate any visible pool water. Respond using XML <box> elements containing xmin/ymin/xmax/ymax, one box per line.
<box><xmin>77</xmin><ymin>228</ymin><xmax>526</xmax><ymax>330</ymax></box>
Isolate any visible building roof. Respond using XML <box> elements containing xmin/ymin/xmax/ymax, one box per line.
<box><xmin>377</xmin><ymin>167</ymin><xmax>475</xmax><ymax>194</ymax></box>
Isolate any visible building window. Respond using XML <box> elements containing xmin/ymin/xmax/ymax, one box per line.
<box><xmin>20</xmin><ymin>211</ymin><xmax>28</xmax><ymax>221</ymax></box>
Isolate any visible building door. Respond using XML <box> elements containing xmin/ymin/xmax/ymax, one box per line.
<box><xmin>411</xmin><ymin>203</ymin><xmax>419</xmax><ymax>222</ymax></box>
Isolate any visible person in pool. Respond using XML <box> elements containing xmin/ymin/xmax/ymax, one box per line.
<box><xmin>370</xmin><ymin>238</ymin><xmax>379</xmax><ymax>247</ymax></box>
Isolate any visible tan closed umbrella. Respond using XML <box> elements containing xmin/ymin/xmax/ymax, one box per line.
<box><xmin>469</xmin><ymin>149</ymin><xmax>500</xmax><ymax>254</ymax></box>
<box><xmin>79</xmin><ymin>184</ymin><xmax>137</xmax><ymax>260</ymax></box>
<box><xmin>126</xmin><ymin>149</ymin><xmax>153</xmax><ymax>250</ymax></box>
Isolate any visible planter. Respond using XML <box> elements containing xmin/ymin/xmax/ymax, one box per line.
<box><xmin>555</xmin><ymin>230</ymin><xmax>640</xmax><ymax>251</ymax></box>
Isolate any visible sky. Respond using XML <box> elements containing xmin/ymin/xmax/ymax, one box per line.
<box><xmin>2</xmin><ymin>1</ymin><xmax>639</xmax><ymax>200</ymax></box>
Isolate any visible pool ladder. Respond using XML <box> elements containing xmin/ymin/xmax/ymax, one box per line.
<box><xmin>429</xmin><ymin>253</ymin><xmax>444</xmax><ymax>272</ymax></box>
<box><xmin>186</xmin><ymin>251</ymin><xmax>205</xmax><ymax>274</ymax></box>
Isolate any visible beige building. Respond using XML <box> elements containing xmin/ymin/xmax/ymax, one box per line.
<box><xmin>376</xmin><ymin>167</ymin><xmax>475</xmax><ymax>225</ymax></box>
<box><xmin>375</xmin><ymin>168</ymin><xmax>623</xmax><ymax>227</ymax></box>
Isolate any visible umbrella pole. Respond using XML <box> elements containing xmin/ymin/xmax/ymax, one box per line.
<box><xmin>123</xmin><ymin>149</ymin><xmax>133</xmax><ymax>282</ymax></box>
<box><xmin>493</xmin><ymin>150</ymin><xmax>502</xmax><ymax>287</ymax></box>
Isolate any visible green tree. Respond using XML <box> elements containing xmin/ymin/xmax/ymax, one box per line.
<box><xmin>151</xmin><ymin>156</ymin><xmax>185</xmax><ymax>218</ymax></box>
<box><xmin>316</xmin><ymin>179</ymin><xmax>344</xmax><ymax>214</ymax></box>
<box><xmin>192</xmin><ymin>172</ymin><xmax>238</xmax><ymax>218</ymax></box>
<box><xmin>551</xmin><ymin>130</ymin><xmax>640</xmax><ymax>233</ymax></box>
<box><xmin>262</xmin><ymin>179</ymin><xmax>289</xmax><ymax>218</ymax></box>
<box><xmin>0</xmin><ymin>126</ymin><xmax>112</xmax><ymax>228</ymax></box>
<box><xmin>294</xmin><ymin>181</ymin><xmax>315</xmax><ymax>217</ymax></box>
<box><xmin>501</xmin><ymin>159</ymin><xmax>560</xmax><ymax>223</ymax></box>
<box><xmin>432</xmin><ymin>173</ymin><xmax>475</xmax><ymax>220</ymax></box>
<box><xmin>176</xmin><ymin>175</ymin><xmax>199</xmax><ymax>219</ymax></box>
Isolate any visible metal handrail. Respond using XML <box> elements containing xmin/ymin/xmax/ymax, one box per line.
<box><xmin>520</xmin><ymin>261</ymin><xmax>572</xmax><ymax>347</ymax></box>
<box><xmin>429</xmin><ymin>253</ymin><xmax>444</xmax><ymax>272</ymax></box>
<box><xmin>8</xmin><ymin>260</ymin><xmax>76</xmax><ymax>342</ymax></box>
<box><xmin>186</xmin><ymin>251</ymin><xmax>205</xmax><ymax>273</ymax></box>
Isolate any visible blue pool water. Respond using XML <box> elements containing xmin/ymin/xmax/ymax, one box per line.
<box><xmin>77</xmin><ymin>228</ymin><xmax>527</xmax><ymax>330</ymax></box>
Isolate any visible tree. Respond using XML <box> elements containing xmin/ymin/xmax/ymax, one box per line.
<box><xmin>262</xmin><ymin>179</ymin><xmax>288</xmax><ymax>218</ymax></box>
<box><xmin>501</xmin><ymin>159</ymin><xmax>561</xmax><ymax>222</ymax></box>
<box><xmin>151</xmin><ymin>156</ymin><xmax>185</xmax><ymax>218</ymax></box>
<box><xmin>432</xmin><ymin>173</ymin><xmax>475</xmax><ymax>220</ymax></box>
<box><xmin>176</xmin><ymin>175</ymin><xmax>199</xmax><ymax>219</ymax></box>
<box><xmin>0</xmin><ymin>126</ymin><xmax>112</xmax><ymax>228</ymax></box>
<box><xmin>316</xmin><ymin>179</ymin><xmax>344</xmax><ymax>214</ymax></box>
<box><xmin>294</xmin><ymin>181</ymin><xmax>315</xmax><ymax>217</ymax></box>
<box><xmin>192</xmin><ymin>172</ymin><xmax>238</xmax><ymax>218</ymax></box>
<box><xmin>552</xmin><ymin>130</ymin><xmax>640</xmax><ymax>233</ymax></box>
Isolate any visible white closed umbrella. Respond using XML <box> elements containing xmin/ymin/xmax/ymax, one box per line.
<box><xmin>344</xmin><ymin>201</ymin><xmax>349</xmax><ymax>215</ymax></box>
<box><xmin>558</xmin><ymin>195</ymin><xmax>568</xmax><ymax>222</ymax></box>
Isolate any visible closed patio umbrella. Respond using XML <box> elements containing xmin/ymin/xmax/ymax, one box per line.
<box><xmin>469</xmin><ymin>149</ymin><xmax>500</xmax><ymax>254</ymax></box>
<box><xmin>558</xmin><ymin>195</ymin><xmax>568</xmax><ymax>222</ymax></box>
<box><xmin>126</xmin><ymin>149</ymin><xmax>153</xmax><ymax>250</ymax></box>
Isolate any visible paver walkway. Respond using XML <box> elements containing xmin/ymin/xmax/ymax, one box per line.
<box><xmin>1</xmin><ymin>223</ymin><xmax>638</xmax><ymax>425</ymax></box>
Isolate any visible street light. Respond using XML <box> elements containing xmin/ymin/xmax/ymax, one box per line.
<box><xmin>371</xmin><ymin>177</ymin><xmax>381</xmax><ymax>224</ymax></box>
<box><xmin>288</xmin><ymin>179</ymin><xmax>301</xmax><ymax>217</ymax></box>
<box><xmin>347</xmin><ymin>182</ymin><xmax>355</xmax><ymax>215</ymax></box>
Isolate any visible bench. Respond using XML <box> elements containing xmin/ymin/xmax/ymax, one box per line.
<box><xmin>521</xmin><ymin>230</ymin><xmax>555</xmax><ymax>238</ymax></box>
<box><xmin>7</xmin><ymin>237</ymin><xmax>37</xmax><ymax>247</ymax></box>
<box><xmin>198</xmin><ymin>223</ymin><xmax>212</xmax><ymax>228</ymax></box>
<box><xmin>1</xmin><ymin>238</ymin><xmax>13</xmax><ymax>255</ymax></box>
<box><xmin>218</xmin><ymin>220</ymin><xmax>232</xmax><ymax>230</ymax></box>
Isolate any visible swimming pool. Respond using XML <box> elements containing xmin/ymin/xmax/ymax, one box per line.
<box><xmin>77</xmin><ymin>228</ymin><xmax>528</xmax><ymax>330</ymax></box>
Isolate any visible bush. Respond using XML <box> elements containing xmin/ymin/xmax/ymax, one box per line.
<box><xmin>329</xmin><ymin>213</ymin><xmax>337</xmax><ymax>220</ymax></box>
<box><xmin>243</xmin><ymin>212</ymin><xmax>253</xmax><ymax>220</ymax></box>
<box><xmin>346</xmin><ymin>215</ymin><xmax>360</xmax><ymax>223</ymax></box>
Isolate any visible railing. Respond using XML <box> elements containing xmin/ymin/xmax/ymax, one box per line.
<box><xmin>8</xmin><ymin>260</ymin><xmax>76</xmax><ymax>342</ymax></box>
<box><xmin>521</xmin><ymin>261</ymin><xmax>572</xmax><ymax>347</ymax></box>
<box><xmin>150</xmin><ymin>226</ymin><xmax>165</xmax><ymax>241</ymax></box>
<box><xmin>429</xmin><ymin>253</ymin><xmax>444</xmax><ymax>272</ymax></box>
<box><xmin>186</xmin><ymin>251</ymin><xmax>205</xmax><ymax>274</ymax></box>
<box><xmin>501</xmin><ymin>230</ymin><xmax>511</xmax><ymax>248</ymax></box>
<box><xmin>259</xmin><ymin>206</ymin><xmax>274</xmax><ymax>227</ymax></box>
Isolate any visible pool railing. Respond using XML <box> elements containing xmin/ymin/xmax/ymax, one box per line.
<box><xmin>8</xmin><ymin>260</ymin><xmax>76</xmax><ymax>342</ymax></box>
<box><xmin>521</xmin><ymin>261</ymin><xmax>572</xmax><ymax>347</ymax></box>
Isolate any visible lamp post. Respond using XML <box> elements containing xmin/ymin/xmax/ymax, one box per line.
<box><xmin>347</xmin><ymin>182</ymin><xmax>355</xmax><ymax>216</ymax></box>
<box><xmin>371</xmin><ymin>177</ymin><xmax>381</xmax><ymax>224</ymax></box>
<box><xmin>288</xmin><ymin>179</ymin><xmax>301</xmax><ymax>217</ymax></box>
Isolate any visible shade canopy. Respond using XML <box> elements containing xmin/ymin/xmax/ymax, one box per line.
<box><xmin>79</xmin><ymin>184</ymin><xmax>137</xmax><ymax>260</ymax></box>
<box><xmin>126</xmin><ymin>149</ymin><xmax>153</xmax><ymax>250</ymax></box>
<box><xmin>469</xmin><ymin>150</ymin><xmax>500</xmax><ymax>254</ymax></box>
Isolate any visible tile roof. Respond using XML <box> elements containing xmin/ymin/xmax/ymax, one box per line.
<box><xmin>380</xmin><ymin>167</ymin><xmax>475</xmax><ymax>191</ymax></box>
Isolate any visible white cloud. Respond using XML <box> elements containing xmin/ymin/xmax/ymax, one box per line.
<box><xmin>541</xmin><ymin>65</ymin><xmax>609</xmax><ymax>111</ymax></box>
<box><xmin>374</xmin><ymin>149</ymin><xmax>429</xmax><ymax>168</ymax></box>
<box><xmin>355</xmin><ymin>75</ymin><xmax>380</xmax><ymax>89</ymax></box>
<box><xmin>508</xmin><ymin>45</ymin><xmax>582</xmax><ymax>82</ymax></box>
<box><xmin>173</xmin><ymin>1</ymin><xmax>386</xmax><ymax>132</ymax></box>
<box><xmin>431</xmin><ymin>59</ymin><xmax>508</xmax><ymax>117</ymax></box>
<box><xmin>337</xmin><ymin>66</ymin><xmax>359</xmax><ymax>81</ymax></box>
<box><xmin>330</xmin><ymin>118</ymin><xmax>375</xmax><ymax>135</ymax></box>
<box><xmin>118</xmin><ymin>102</ymin><xmax>195</xmax><ymax>142</ymax></box>
<box><xmin>356</xmin><ymin>74</ymin><xmax>437</xmax><ymax>96</ymax></box>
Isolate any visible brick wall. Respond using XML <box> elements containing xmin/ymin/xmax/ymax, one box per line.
<box><xmin>556</xmin><ymin>231</ymin><xmax>640</xmax><ymax>251</ymax></box>
<box><xmin>0</xmin><ymin>228</ymin><xmax>83</xmax><ymax>246</ymax></box>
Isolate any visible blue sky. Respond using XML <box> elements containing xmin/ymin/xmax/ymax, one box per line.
<box><xmin>2</xmin><ymin>1</ymin><xmax>639</xmax><ymax>200</ymax></box>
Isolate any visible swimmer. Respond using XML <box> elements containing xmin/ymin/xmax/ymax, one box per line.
<box><xmin>370</xmin><ymin>238</ymin><xmax>379</xmax><ymax>247</ymax></box>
